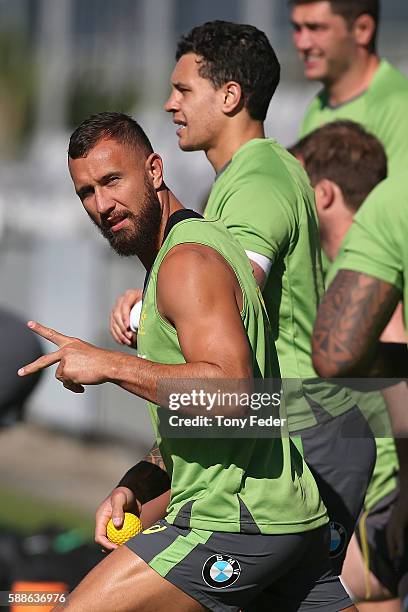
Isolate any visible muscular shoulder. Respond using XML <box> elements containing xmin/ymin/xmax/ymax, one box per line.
<box><xmin>161</xmin><ymin>242</ymin><xmax>233</xmax><ymax>272</ymax></box>
<box><xmin>157</xmin><ymin>243</ymin><xmax>239</xmax><ymax>307</ymax></box>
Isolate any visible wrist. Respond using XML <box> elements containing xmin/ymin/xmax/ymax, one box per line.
<box><xmin>105</xmin><ymin>351</ymin><xmax>129</xmax><ymax>384</ymax></box>
<box><xmin>118</xmin><ymin>461</ymin><xmax>170</xmax><ymax>505</ymax></box>
<box><xmin>107</xmin><ymin>351</ymin><xmax>141</xmax><ymax>386</ymax></box>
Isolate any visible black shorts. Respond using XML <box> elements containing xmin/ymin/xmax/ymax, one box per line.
<box><xmin>293</xmin><ymin>405</ymin><xmax>376</xmax><ymax>575</ymax></box>
<box><xmin>356</xmin><ymin>487</ymin><xmax>408</xmax><ymax>600</ymax></box>
<box><xmin>126</xmin><ymin>521</ymin><xmax>351</xmax><ymax>612</ymax></box>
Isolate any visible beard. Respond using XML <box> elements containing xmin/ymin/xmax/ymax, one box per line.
<box><xmin>93</xmin><ymin>179</ymin><xmax>162</xmax><ymax>257</ymax></box>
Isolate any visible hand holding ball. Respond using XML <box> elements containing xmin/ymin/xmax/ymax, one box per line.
<box><xmin>107</xmin><ymin>512</ymin><xmax>143</xmax><ymax>545</ymax></box>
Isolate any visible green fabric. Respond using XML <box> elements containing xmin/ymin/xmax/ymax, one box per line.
<box><xmin>345</xmin><ymin>392</ymin><xmax>398</xmax><ymax>512</ymax></box>
<box><xmin>335</xmin><ymin>175</ymin><xmax>408</xmax><ymax>322</ymax></box>
<box><xmin>138</xmin><ymin>216</ymin><xmax>327</xmax><ymax>534</ymax></box>
<box><xmin>366</xmin><ymin>438</ymin><xmax>398</xmax><ymax>511</ymax></box>
<box><xmin>301</xmin><ymin>59</ymin><xmax>408</xmax><ymax>176</ymax></box>
<box><xmin>149</xmin><ymin>528</ymin><xmax>213</xmax><ymax>577</ymax></box>
<box><xmin>326</xmin><ymin>250</ymin><xmax>399</xmax><ymax>513</ymax></box>
<box><xmin>205</xmin><ymin>138</ymin><xmax>356</xmax><ymax>430</ymax></box>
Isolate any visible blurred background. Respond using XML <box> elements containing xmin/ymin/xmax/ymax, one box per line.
<box><xmin>0</xmin><ymin>0</ymin><xmax>407</xmax><ymax>596</ymax></box>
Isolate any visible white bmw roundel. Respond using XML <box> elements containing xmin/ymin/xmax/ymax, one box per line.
<box><xmin>202</xmin><ymin>554</ymin><xmax>241</xmax><ymax>589</ymax></box>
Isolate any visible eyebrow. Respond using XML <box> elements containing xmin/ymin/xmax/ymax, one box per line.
<box><xmin>172</xmin><ymin>80</ymin><xmax>190</xmax><ymax>89</ymax></box>
<box><xmin>99</xmin><ymin>172</ymin><xmax>121</xmax><ymax>185</ymax></box>
<box><xmin>291</xmin><ymin>19</ymin><xmax>328</xmax><ymax>28</ymax></box>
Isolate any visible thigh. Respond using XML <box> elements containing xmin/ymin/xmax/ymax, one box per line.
<box><xmin>354</xmin><ymin>490</ymin><xmax>408</xmax><ymax>601</ymax></box>
<box><xmin>299</xmin><ymin>407</ymin><xmax>376</xmax><ymax>573</ymax></box>
<box><xmin>127</xmin><ymin>519</ymin><xmax>309</xmax><ymax>611</ymax></box>
<box><xmin>54</xmin><ymin>545</ymin><xmax>204</xmax><ymax>612</ymax></box>
<box><xmin>245</xmin><ymin>526</ymin><xmax>352</xmax><ymax>611</ymax></box>
<box><xmin>341</xmin><ymin>533</ymin><xmax>394</xmax><ymax>602</ymax></box>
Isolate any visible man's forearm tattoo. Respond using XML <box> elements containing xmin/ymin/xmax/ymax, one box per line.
<box><xmin>118</xmin><ymin>443</ymin><xmax>170</xmax><ymax>505</ymax></box>
<box><xmin>313</xmin><ymin>270</ymin><xmax>401</xmax><ymax>377</ymax></box>
<box><xmin>145</xmin><ymin>444</ymin><xmax>167</xmax><ymax>470</ymax></box>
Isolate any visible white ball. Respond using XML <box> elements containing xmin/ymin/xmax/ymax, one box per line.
<box><xmin>130</xmin><ymin>300</ymin><xmax>143</xmax><ymax>332</ymax></box>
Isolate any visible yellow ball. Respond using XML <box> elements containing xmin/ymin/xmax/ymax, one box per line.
<box><xmin>106</xmin><ymin>512</ymin><xmax>143</xmax><ymax>545</ymax></box>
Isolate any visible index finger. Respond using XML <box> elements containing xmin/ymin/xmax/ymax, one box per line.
<box><xmin>27</xmin><ymin>321</ymin><xmax>71</xmax><ymax>347</ymax></box>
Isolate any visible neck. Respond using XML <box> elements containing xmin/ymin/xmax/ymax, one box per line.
<box><xmin>140</xmin><ymin>187</ymin><xmax>183</xmax><ymax>271</ymax></box>
<box><xmin>322</xmin><ymin>218</ymin><xmax>352</xmax><ymax>262</ymax></box>
<box><xmin>327</xmin><ymin>52</ymin><xmax>380</xmax><ymax>106</ymax></box>
<box><xmin>206</xmin><ymin>119</ymin><xmax>265</xmax><ymax>173</ymax></box>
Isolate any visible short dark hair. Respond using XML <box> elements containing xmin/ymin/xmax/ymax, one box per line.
<box><xmin>68</xmin><ymin>112</ymin><xmax>154</xmax><ymax>159</ymax></box>
<box><xmin>289</xmin><ymin>120</ymin><xmax>387</xmax><ymax>211</ymax></box>
<box><xmin>290</xmin><ymin>0</ymin><xmax>380</xmax><ymax>51</ymax></box>
<box><xmin>176</xmin><ymin>20</ymin><xmax>280</xmax><ymax>122</ymax></box>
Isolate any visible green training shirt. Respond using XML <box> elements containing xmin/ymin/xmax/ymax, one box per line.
<box><xmin>336</xmin><ymin>175</ymin><xmax>408</xmax><ymax>324</ymax></box>
<box><xmin>137</xmin><ymin>215</ymin><xmax>327</xmax><ymax>535</ymax></box>
<box><xmin>205</xmin><ymin>138</ymin><xmax>356</xmax><ymax>430</ymax></box>
<box><xmin>301</xmin><ymin>59</ymin><xmax>408</xmax><ymax>176</ymax></box>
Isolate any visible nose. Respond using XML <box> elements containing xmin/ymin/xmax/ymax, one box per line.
<box><xmin>164</xmin><ymin>90</ymin><xmax>179</xmax><ymax>113</ymax></box>
<box><xmin>95</xmin><ymin>187</ymin><xmax>114</xmax><ymax>216</ymax></box>
<box><xmin>294</xmin><ymin>27</ymin><xmax>312</xmax><ymax>51</ymax></box>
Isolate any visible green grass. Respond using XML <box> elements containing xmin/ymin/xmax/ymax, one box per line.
<box><xmin>0</xmin><ymin>486</ymin><xmax>94</xmax><ymax>538</ymax></box>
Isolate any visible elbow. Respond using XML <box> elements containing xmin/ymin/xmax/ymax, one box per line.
<box><xmin>312</xmin><ymin>354</ymin><xmax>342</xmax><ymax>378</ymax></box>
<box><xmin>219</xmin><ymin>372</ymin><xmax>252</xmax><ymax>419</ymax></box>
<box><xmin>312</xmin><ymin>346</ymin><xmax>360</xmax><ymax>378</ymax></box>
<box><xmin>311</xmin><ymin>336</ymin><xmax>345</xmax><ymax>378</ymax></box>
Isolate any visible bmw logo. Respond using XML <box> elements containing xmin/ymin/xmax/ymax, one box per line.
<box><xmin>202</xmin><ymin>554</ymin><xmax>241</xmax><ymax>589</ymax></box>
<box><xmin>329</xmin><ymin>521</ymin><xmax>347</xmax><ymax>558</ymax></box>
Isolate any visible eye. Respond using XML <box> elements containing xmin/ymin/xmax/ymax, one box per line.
<box><xmin>78</xmin><ymin>188</ymin><xmax>93</xmax><ymax>202</ymax></box>
<box><xmin>107</xmin><ymin>175</ymin><xmax>120</xmax><ymax>186</ymax></box>
<box><xmin>310</xmin><ymin>24</ymin><xmax>328</xmax><ymax>32</ymax></box>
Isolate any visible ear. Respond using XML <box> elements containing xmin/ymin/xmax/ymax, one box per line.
<box><xmin>221</xmin><ymin>81</ymin><xmax>243</xmax><ymax>114</ymax></box>
<box><xmin>314</xmin><ymin>179</ymin><xmax>335</xmax><ymax>212</ymax></box>
<box><xmin>353</xmin><ymin>14</ymin><xmax>376</xmax><ymax>48</ymax></box>
<box><xmin>145</xmin><ymin>153</ymin><xmax>164</xmax><ymax>190</ymax></box>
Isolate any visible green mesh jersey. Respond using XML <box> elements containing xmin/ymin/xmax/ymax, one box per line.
<box><xmin>205</xmin><ymin>138</ymin><xmax>356</xmax><ymax>431</ymax></box>
<box><xmin>326</xmin><ymin>257</ymin><xmax>399</xmax><ymax>513</ymax></box>
<box><xmin>301</xmin><ymin>60</ymin><xmax>408</xmax><ymax>176</ymax></box>
<box><xmin>137</xmin><ymin>215</ymin><xmax>327</xmax><ymax>534</ymax></box>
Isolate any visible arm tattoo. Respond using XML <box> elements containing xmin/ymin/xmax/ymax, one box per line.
<box><xmin>118</xmin><ymin>443</ymin><xmax>170</xmax><ymax>505</ymax></box>
<box><xmin>145</xmin><ymin>444</ymin><xmax>166</xmax><ymax>469</ymax></box>
<box><xmin>313</xmin><ymin>270</ymin><xmax>401</xmax><ymax>377</ymax></box>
